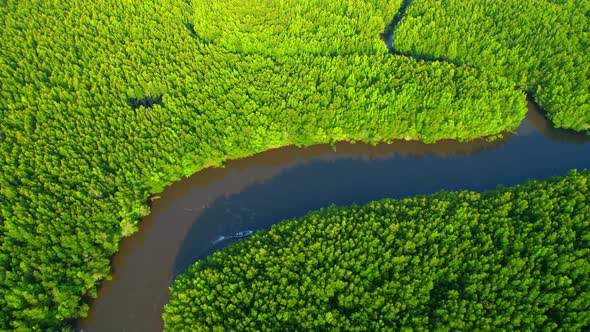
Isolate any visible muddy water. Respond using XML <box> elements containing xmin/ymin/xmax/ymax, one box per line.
<box><xmin>77</xmin><ymin>103</ymin><xmax>590</xmax><ymax>331</ymax></box>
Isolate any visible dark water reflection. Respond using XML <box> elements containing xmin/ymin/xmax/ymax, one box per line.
<box><xmin>77</xmin><ymin>103</ymin><xmax>590</xmax><ymax>332</ymax></box>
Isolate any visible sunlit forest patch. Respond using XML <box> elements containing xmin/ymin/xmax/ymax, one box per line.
<box><xmin>390</xmin><ymin>0</ymin><xmax>590</xmax><ymax>131</ymax></box>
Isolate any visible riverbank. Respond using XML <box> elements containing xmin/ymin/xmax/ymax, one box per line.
<box><xmin>78</xmin><ymin>103</ymin><xmax>590</xmax><ymax>331</ymax></box>
<box><xmin>164</xmin><ymin>169</ymin><xmax>590</xmax><ymax>330</ymax></box>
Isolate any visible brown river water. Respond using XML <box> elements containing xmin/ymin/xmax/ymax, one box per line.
<box><xmin>77</xmin><ymin>102</ymin><xmax>590</xmax><ymax>331</ymax></box>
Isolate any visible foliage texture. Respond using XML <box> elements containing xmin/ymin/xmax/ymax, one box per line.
<box><xmin>0</xmin><ymin>0</ymin><xmax>538</xmax><ymax>329</ymax></box>
<box><xmin>165</xmin><ymin>170</ymin><xmax>590</xmax><ymax>331</ymax></box>
<box><xmin>391</xmin><ymin>0</ymin><xmax>590</xmax><ymax>131</ymax></box>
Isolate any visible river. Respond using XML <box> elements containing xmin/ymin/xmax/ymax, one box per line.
<box><xmin>77</xmin><ymin>102</ymin><xmax>590</xmax><ymax>331</ymax></box>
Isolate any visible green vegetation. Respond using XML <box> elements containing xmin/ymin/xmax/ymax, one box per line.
<box><xmin>164</xmin><ymin>170</ymin><xmax>590</xmax><ymax>331</ymax></box>
<box><xmin>390</xmin><ymin>0</ymin><xmax>590</xmax><ymax>131</ymax></box>
<box><xmin>4</xmin><ymin>0</ymin><xmax>574</xmax><ymax>330</ymax></box>
<box><xmin>191</xmin><ymin>0</ymin><xmax>398</xmax><ymax>56</ymax></box>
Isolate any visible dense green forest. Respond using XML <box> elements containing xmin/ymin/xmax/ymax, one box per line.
<box><xmin>0</xmin><ymin>0</ymin><xmax>531</xmax><ymax>329</ymax></box>
<box><xmin>390</xmin><ymin>0</ymin><xmax>590</xmax><ymax>132</ymax></box>
<box><xmin>191</xmin><ymin>0</ymin><xmax>397</xmax><ymax>56</ymax></box>
<box><xmin>6</xmin><ymin>0</ymin><xmax>590</xmax><ymax>330</ymax></box>
<box><xmin>164</xmin><ymin>170</ymin><xmax>590</xmax><ymax>331</ymax></box>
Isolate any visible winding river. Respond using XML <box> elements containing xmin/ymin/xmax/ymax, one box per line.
<box><xmin>77</xmin><ymin>102</ymin><xmax>590</xmax><ymax>331</ymax></box>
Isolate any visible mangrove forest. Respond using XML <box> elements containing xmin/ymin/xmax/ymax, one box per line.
<box><xmin>0</xmin><ymin>0</ymin><xmax>588</xmax><ymax>330</ymax></box>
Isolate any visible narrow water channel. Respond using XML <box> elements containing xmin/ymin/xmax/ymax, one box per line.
<box><xmin>77</xmin><ymin>103</ymin><xmax>590</xmax><ymax>331</ymax></box>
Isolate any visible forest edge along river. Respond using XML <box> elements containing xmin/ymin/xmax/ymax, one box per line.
<box><xmin>77</xmin><ymin>102</ymin><xmax>590</xmax><ymax>332</ymax></box>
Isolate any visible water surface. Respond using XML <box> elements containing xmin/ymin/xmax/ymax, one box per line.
<box><xmin>78</xmin><ymin>103</ymin><xmax>590</xmax><ymax>331</ymax></box>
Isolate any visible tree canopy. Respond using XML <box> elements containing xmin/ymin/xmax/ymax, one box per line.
<box><xmin>6</xmin><ymin>0</ymin><xmax>588</xmax><ymax>329</ymax></box>
<box><xmin>165</xmin><ymin>170</ymin><xmax>590</xmax><ymax>331</ymax></box>
<box><xmin>390</xmin><ymin>0</ymin><xmax>590</xmax><ymax>131</ymax></box>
